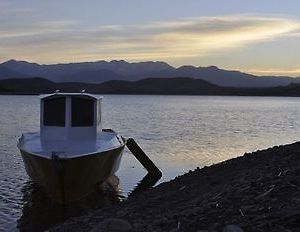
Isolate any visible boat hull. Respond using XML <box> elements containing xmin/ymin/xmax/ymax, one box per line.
<box><xmin>20</xmin><ymin>146</ymin><xmax>125</xmax><ymax>204</ymax></box>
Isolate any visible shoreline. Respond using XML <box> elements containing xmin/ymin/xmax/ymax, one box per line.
<box><xmin>1</xmin><ymin>92</ymin><xmax>300</xmax><ymax>98</ymax></box>
<box><xmin>2</xmin><ymin>77</ymin><xmax>300</xmax><ymax>97</ymax></box>
<box><xmin>51</xmin><ymin>142</ymin><xmax>300</xmax><ymax>231</ymax></box>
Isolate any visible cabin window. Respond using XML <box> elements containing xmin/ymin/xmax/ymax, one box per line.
<box><xmin>72</xmin><ymin>97</ymin><xmax>94</xmax><ymax>127</ymax></box>
<box><xmin>43</xmin><ymin>97</ymin><xmax>66</xmax><ymax>127</ymax></box>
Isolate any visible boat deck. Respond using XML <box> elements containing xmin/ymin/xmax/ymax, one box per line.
<box><xmin>18</xmin><ymin>130</ymin><xmax>125</xmax><ymax>159</ymax></box>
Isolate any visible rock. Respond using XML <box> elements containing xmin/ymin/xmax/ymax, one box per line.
<box><xmin>169</xmin><ymin>229</ymin><xmax>179</xmax><ymax>232</ymax></box>
<box><xmin>222</xmin><ymin>224</ymin><xmax>244</xmax><ymax>232</ymax></box>
<box><xmin>116</xmin><ymin>210</ymin><xmax>127</xmax><ymax>217</ymax></box>
<box><xmin>91</xmin><ymin>218</ymin><xmax>133</xmax><ymax>232</ymax></box>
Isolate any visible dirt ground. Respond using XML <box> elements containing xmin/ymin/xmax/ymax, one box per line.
<box><xmin>51</xmin><ymin>142</ymin><xmax>300</xmax><ymax>232</ymax></box>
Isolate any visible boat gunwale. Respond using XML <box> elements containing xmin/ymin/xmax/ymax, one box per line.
<box><xmin>18</xmin><ymin>133</ymin><xmax>127</xmax><ymax>160</ymax></box>
<box><xmin>19</xmin><ymin>143</ymin><xmax>126</xmax><ymax>161</ymax></box>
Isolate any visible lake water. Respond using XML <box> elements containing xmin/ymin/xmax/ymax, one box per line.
<box><xmin>1</xmin><ymin>95</ymin><xmax>300</xmax><ymax>231</ymax></box>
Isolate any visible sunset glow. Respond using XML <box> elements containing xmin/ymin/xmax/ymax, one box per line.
<box><xmin>1</xmin><ymin>0</ymin><xmax>300</xmax><ymax>76</ymax></box>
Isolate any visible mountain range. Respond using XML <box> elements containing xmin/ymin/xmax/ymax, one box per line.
<box><xmin>0</xmin><ymin>59</ymin><xmax>299</xmax><ymax>88</ymax></box>
<box><xmin>1</xmin><ymin>77</ymin><xmax>300</xmax><ymax>97</ymax></box>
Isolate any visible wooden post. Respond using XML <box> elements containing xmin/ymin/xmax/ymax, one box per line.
<box><xmin>126</xmin><ymin>138</ymin><xmax>162</xmax><ymax>178</ymax></box>
<box><xmin>129</xmin><ymin>173</ymin><xmax>162</xmax><ymax>196</ymax></box>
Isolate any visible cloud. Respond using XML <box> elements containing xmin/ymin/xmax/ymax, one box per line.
<box><xmin>0</xmin><ymin>1</ymin><xmax>37</xmax><ymax>16</ymax></box>
<box><xmin>0</xmin><ymin>20</ymin><xmax>76</xmax><ymax>39</ymax></box>
<box><xmin>139</xmin><ymin>15</ymin><xmax>300</xmax><ymax>56</ymax></box>
<box><xmin>0</xmin><ymin>14</ymin><xmax>299</xmax><ymax>63</ymax></box>
<box><xmin>247</xmin><ymin>68</ymin><xmax>300</xmax><ymax>76</ymax></box>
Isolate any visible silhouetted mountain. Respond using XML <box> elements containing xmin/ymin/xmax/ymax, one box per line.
<box><xmin>173</xmin><ymin>66</ymin><xmax>294</xmax><ymax>87</ymax></box>
<box><xmin>51</xmin><ymin>69</ymin><xmax>126</xmax><ymax>83</ymax></box>
<box><xmin>1</xmin><ymin>77</ymin><xmax>300</xmax><ymax>97</ymax></box>
<box><xmin>93</xmin><ymin>77</ymin><xmax>223</xmax><ymax>94</ymax></box>
<box><xmin>0</xmin><ymin>78</ymin><xmax>57</xmax><ymax>93</ymax></box>
<box><xmin>0</xmin><ymin>66</ymin><xmax>29</xmax><ymax>79</ymax></box>
<box><xmin>0</xmin><ymin>59</ymin><xmax>173</xmax><ymax>83</ymax></box>
<box><xmin>0</xmin><ymin>59</ymin><xmax>299</xmax><ymax>87</ymax></box>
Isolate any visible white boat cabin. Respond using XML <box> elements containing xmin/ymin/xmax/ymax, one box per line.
<box><xmin>40</xmin><ymin>92</ymin><xmax>102</xmax><ymax>141</ymax></box>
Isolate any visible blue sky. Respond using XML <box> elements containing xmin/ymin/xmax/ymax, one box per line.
<box><xmin>1</xmin><ymin>0</ymin><xmax>300</xmax><ymax>76</ymax></box>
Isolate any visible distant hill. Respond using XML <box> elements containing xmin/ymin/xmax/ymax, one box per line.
<box><xmin>1</xmin><ymin>77</ymin><xmax>300</xmax><ymax>97</ymax></box>
<box><xmin>0</xmin><ymin>59</ymin><xmax>173</xmax><ymax>84</ymax></box>
<box><xmin>51</xmin><ymin>69</ymin><xmax>126</xmax><ymax>83</ymax></box>
<box><xmin>163</xmin><ymin>65</ymin><xmax>295</xmax><ymax>87</ymax></box>
<box><xmin>93</xmin><ymin>77</ymin><xmax>223</xmax><ymax>94</ymax></box>
<box><xmin>0</xmin><ymin>66</ymin><xmax>30</xmax><ymax>79</ymax></box>
<box><xmin>1</xmin><ymin>59</ymin><xmax>300</xmax><ymax>87</ymax></box>
<box><xmin>0</xmin><ymin>78</ymin><xmax>56</xmax><ymax>93</ymax></box>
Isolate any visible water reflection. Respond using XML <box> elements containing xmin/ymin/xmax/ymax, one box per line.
<box><xmin>17</xmin><ymin>173</ymin><xmax>160</xmax><ymax>231</ymax></box>
<box><xmin>17</xmin><ymin>176</ymin><xmax>123</xmax><ymax>231</ymax></box>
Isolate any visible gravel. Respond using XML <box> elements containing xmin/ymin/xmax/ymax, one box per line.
<box><xmin>51</xmin><ymin>142</ymin><xmax>300</xmax><ymax>232</ymax></box>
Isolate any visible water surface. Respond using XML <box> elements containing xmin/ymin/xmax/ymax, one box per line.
<box><xmin>1</xmin><ymin>95</ymin><xmax>300</xmax><ymax>231</ymax></box>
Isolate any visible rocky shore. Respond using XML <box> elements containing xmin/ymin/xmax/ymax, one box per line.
<box><xmin>51</xmin><ymin>142</ymin><xmax>300</xmax><ymax>232</ymax></box>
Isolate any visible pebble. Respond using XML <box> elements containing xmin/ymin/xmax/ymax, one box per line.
<box><xmin>222</xmin><ymin>224</ymin><xmax>244</xmax><ymax>232</ymax></box>
<box><xmin>91</xmin><ymin>218</ymin><xmax>133</xmax><ymax>232</ymax></box>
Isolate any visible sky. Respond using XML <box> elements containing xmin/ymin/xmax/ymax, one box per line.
<box><xmin>1</xmin><ymin>0</ymin><xmax>300</xmax><ymax>76</ymax></box>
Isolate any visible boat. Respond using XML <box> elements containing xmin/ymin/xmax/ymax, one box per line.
<box><xmin>17</xmin><ymin>92</ymin><xmax>126</xmax><ymax>203</ymax></box>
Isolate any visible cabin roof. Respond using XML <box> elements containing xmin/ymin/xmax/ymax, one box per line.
<box><xmin>40</xmin><ymin>92</ymin><xmax>103</xmax><ymax>100</ymax></box>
